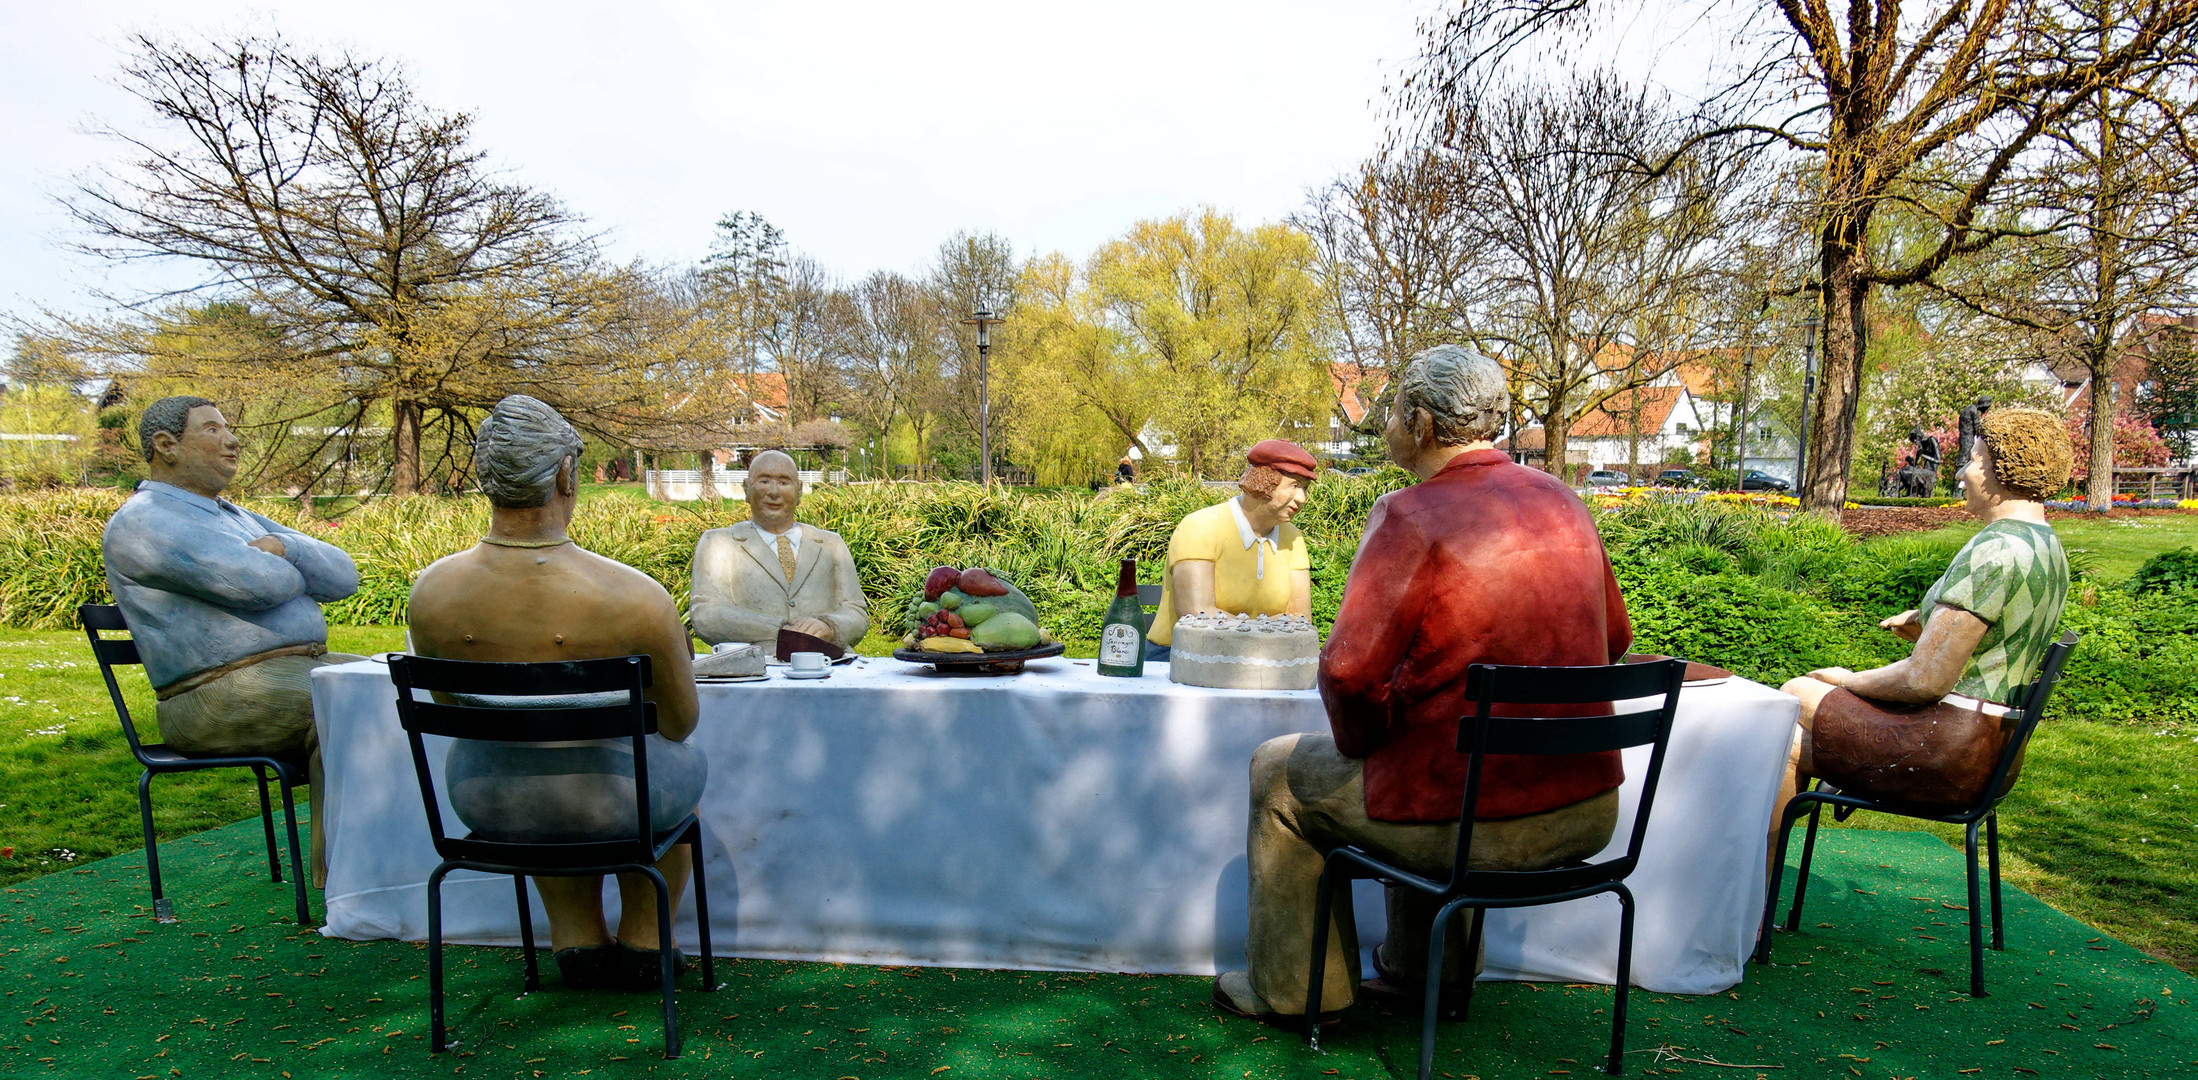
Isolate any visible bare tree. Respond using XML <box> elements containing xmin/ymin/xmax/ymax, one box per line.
<box><xmin>1410</xmin><ymin>0</ymin><xmax>2198</xmax><ymax>511</ymax></box>
<box><xmin>1447</xmin><ymin>71</ymin><xmax>1756</xmax><ymax>475</ymax></box>
<box><xmin>1296</xmin><ymin>147</ymin><xmax>1489</xmax><ymax>450</ymax></box>
<box><xmin>846</xmin><ymin>271</ymin><xmax>946</xmax><ymax>477</ymax></box>
<box><xmin>62</xmin><ymin>31</ymin><xmax>639</xmax><ymax>494</ymax></box>
<box><xmin>1972</xmin><ymin>20</ymin><xmax>2198</xmax><ymax>508</ymax></box>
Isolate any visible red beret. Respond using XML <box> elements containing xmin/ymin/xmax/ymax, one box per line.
<box><xmin>1247</xmin><ymin>439</ymin><xmax>1319</xmax><ymax>480</ymax></box>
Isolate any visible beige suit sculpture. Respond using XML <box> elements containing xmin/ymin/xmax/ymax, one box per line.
<box><xmin>688</xmin><ymin>451</ymin><xmax>870</xmax><ymax>649</ymax></box>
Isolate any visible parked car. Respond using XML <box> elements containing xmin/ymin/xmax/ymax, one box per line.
<box><xmin>1656</xmin><ymin>468</ymin><xmax>1700</xmax><ymax>488</ymax></box>
<box><xmin>1740</xmin><ymin>469</ymin><xmax>1792</xmax><ymax>492</ymax></box>
<box><xmin>1584</xmin><ymin>469</ymin><xmax>1632</xmax><ymax>488</ymax></box>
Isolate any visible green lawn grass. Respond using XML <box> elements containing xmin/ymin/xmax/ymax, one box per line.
<box><xmin>0</xmin><ymin>625</ymin><xmax>403</xmax><ymax>887</ymax></box>
<box><xmin>1901</xmin><ymin>513</ymin><xmax>2198</xmax><ymax>582</ymax></box>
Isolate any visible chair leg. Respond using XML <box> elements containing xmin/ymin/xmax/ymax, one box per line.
<box><xmin>1455</xmin><ymin>907</ymin><xmax>1485</xmax><ymax>1022</ymax></box>
<box><xmin>513</xmin><ymin>875</ymin><xmax>540</xmax><ymax>992</ymax></box>
<box><xmin>1986</xmin><ymin>813</ymin><xmax>2005</xmax><ymax>950</ymax></box>
<box><xmin>428</xmin><ymin>864</ymin><xmax>452</xmax><ymax>1053</ymax></box>
<box><xmin>254</xmin><ymin>766</ymin><xmax>281</xmax><ymax>883</ymax></box>
<box><xmin>687</xmin><ymin>830</ymin><xmax>716</xmax><ymax>991</ymax></box>
<box><xmin>276</xmin><ymin>778</ymin><xmax>310</xmax><ymax>927</ymax></box>
<box><xmin>1608</xmin><ymin>886</ymin><xmax>1635</xmax><ymax>1076</ymax></box>
<box><xmin>1782</xmin><ymin>802</ymin><xmax>1824</xmax><ymax>932</ymax></box>
<box><xmin>1964</xmin><ymin>820</ymin><xmax>1988</xmax><ymax>998</ymax></box>
<box><xmin>137</xmin><ymin>770</ymin><xmax>174</xmax><ymax>923</ymax></box>
<box><xmin>1756</xmin><ymin>801</ymin><xmax>1802</xmax><ymax>964</ymax></box>
<box><xmin>1418</xmin><ymin>899</ymin><xmax>1465</xmax><ymax>1080</ymax></box>
<box><xmin>644</xmin><ymin>866</ymin><xmax>682</xmax><ymax>1058</ymax></box>
<box><xmin>1304</xmin><ymin>861</ymin><xmax>1342</xmax><ymax>1051</ymax></box>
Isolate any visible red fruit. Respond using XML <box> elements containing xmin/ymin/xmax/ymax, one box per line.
<box><xmin>945</xmin><ymin>612</ymin><xmax>965</xmax><ymax>629</ymax></box>
<box><xmin>949</xmin><ymin>627</ymin><xmax>970</xmax><ymax>638</ymax></box>
<box><xmin>923</xmin><ymin>566</ymin><xmax>961</xmax><ymax>601</ymax></box>
<box><xmin>956</xmin><ymin>566</ymin><xmax>1011</xmax><ymax>597</ymax></box>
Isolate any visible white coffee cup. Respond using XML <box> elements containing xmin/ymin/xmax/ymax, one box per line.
<box><xmin>790</xmin><ymin>651</ymin><xmax>828</xmax><ymax>674</ymax></box>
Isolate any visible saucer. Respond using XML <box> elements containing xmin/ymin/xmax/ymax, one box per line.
<box><xmin>782</xmin><ymin>669</ymin><xmax>831</xmax><ymax>680</ymax></box>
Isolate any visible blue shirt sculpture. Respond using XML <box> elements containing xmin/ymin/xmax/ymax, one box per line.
<box><xmin>99</xmin><ymin>397</ymin><xmax>364</xmax><ymax>888</ymax></box>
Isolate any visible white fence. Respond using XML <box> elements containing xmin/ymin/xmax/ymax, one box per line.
<box><xmin>643</xmin><ymin>469</ymin><xmax>843</xmax><ymax>501</ymax></box>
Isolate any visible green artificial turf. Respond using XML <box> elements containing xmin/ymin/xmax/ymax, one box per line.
<box><xmin>3</xmin><ymin>821</ymin><xmax>2193</xmax><ymax>1079</ymax></box>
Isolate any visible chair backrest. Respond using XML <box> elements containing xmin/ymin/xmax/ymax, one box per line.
<box><xmin>387</xmin><ymin>654</ymin><xmax>659</xmax><ymax>864</ymax></box>
<box><xmin>1137</xmin><ymin>583</ymin><xmax>1164</xmax><ymax>633</ymax></box>
<box><xmin>1970</xmin><ymin>629</ymin><xmax>2080</xmax><ymax>812</ymax></box>
<box><xmin>79</xmin><ymin>604</ymin><xmax>153</xmax><ymax>759</ymax></box>
<box><xmin>1448</xmin><ymin>658</ymin><xmax>1688</xmax><ymax>894</ymax></box>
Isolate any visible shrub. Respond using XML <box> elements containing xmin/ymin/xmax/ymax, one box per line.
<box><xmin>2128</xmin><ymin>546</ymin><xmax>2198</xmax><ymax>596</ymax></box>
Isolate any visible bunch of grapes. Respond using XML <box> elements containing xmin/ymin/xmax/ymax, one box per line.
<box><xmin>919</xmin><ymin>609</ymin><xmax>971</xmax><ymax>641</ymax></box>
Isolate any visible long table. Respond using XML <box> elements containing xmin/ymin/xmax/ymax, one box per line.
<box><xmin>311</xmin><ymin>657</ymin><xmax>1797</xmax><ymax>994</ymax></box>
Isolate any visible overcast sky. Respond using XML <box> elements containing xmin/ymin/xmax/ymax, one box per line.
<box><xmin>1</xmin><ymin>0</ymin><xmax>1447</xmax><ymax>322</ymax></box>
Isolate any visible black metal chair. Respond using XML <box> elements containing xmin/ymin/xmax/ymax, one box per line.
<box><xmin>1305</xmin><ymin>658</ymin><xmax>1687</xmax><ymax>1079</ymax></box>
<box><xmin>1137</xmin><ymin>582</ymin><xmax>1164</xmax><ymax>633</ymax></box>
<box><xmin>388</xmin><ymin>653</ymin><xmax>716</xmax><ymax>1058</ymax></box>
<box><xmin>1756</xmin><ymin>630</ymin><xmax>2079</xmax><ymax>998</ymax></box>
<box><xmin>80</xmin><ymin>603</ymin><xmax>312</xmax><ymax>926</ymax></box>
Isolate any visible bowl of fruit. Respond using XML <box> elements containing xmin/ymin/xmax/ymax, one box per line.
<box><xmin>892</xmin><ymin>565</ymin><xmax>1065</xmax><ymax>674</ymax></box>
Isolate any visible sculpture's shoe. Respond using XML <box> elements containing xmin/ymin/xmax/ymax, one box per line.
<box><xmin>552</xmin><ymin>945</ymin><xmax>624</xmax><ymax>990</ymax></box>
<box><xmin>613</xmin><ymin>943</ymin><xmax>689</xmax><ymax>990</ymax></box>
<box><xmin>1209</xmin><ymin>970</ymin><xmax>1341</xmax><ymax>1029</ymax></box>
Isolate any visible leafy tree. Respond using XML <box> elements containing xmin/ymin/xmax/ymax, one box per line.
<box><xmin>2137</xmin><ymin>324</ymin><xmax>2198</xmax><ymax>458</ymax></box>
<box><xmin>1037</xmin><ymin>208</ymin><xmax>1327</xmax><ymax>479</ymax></box>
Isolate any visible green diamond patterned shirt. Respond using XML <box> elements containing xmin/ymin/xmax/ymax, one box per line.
<box><xmin>1915</xmin><ymin>518</ymin><xmax>2070</xmax><ymax>707</ymax></box>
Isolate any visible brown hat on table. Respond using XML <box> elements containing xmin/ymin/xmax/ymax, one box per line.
<box><xmin>1247</xmin><ymin>439</ymin><xmax>1319</xmax><ymax>481</ymax></box>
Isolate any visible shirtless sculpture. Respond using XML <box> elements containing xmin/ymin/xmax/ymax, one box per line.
<box><xmin>688</xmin><ymin>450</ymin><xmax>869</xmax><ymax>650</ymax></box>
<box><xmin>408</xmin><ymin>395</ymin><xmax>706</xmax><ymax>990</ymax></box>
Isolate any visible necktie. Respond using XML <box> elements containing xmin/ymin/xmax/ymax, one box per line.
<box><xmin>777</xmin><ymin>534</ymin><xmax>797</xmax><ymax>584</ymax></box>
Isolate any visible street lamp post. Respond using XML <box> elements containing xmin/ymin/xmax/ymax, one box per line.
<box><xmin>1796</xmin><ymin>313</ymin><xmax>1822</xmax><ymax>494</ymax></box>
<box><xmin>1734</xmin><ymin>349</ymin><xmax>1753</xmax><ymax>488</ymax></box>
<box><xmin>962</xmin><ymin>309</ymin><xmax>1005</xmax><ymax>485</ymax></box>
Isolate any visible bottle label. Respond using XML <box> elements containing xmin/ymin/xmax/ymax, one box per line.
<box><xmin>1100</xmin><ymin>624</ymin><xmax>1140</xmax><ymax>667</ymax></box>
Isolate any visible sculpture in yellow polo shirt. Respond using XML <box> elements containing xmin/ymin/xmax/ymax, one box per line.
<box><xmin>1147</xmin><ymin>440</ymin><xmax>1318</xmax><ymax>659</ymax></box>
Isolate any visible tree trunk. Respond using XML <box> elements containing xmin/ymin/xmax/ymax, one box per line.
<box><xmin>2087</xmin><ymin>359</ymin><xmax>2117</xmax><ymax>510</ymax></box>
<box><xmin>1543</xmin><ymin>389</ymin><xmax>1571</xmax><ymax>480</ymax></box>
<box><xmin>1802</xmin><ymin>236</ymin><xmax>1870</xmax><ymax>514</ymax></box>
<box><xmin>390</xmin><ymin>399</ymin><xmax>422</xmax><ymax>496</ymax></box>
<box><xmin>699</xmin><ymin>448</ymin><xmax>722</xmax><ymax>502</ymax></box>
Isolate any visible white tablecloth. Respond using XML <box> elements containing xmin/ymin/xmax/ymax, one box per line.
<box><xmin>312</xmin><ymin>657</ymin><xmax>1797</xmax><ymax>993</ymax></box>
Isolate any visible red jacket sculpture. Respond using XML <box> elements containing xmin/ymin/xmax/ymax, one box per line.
<box><xmin>1318</xmin><ymin>449</ymin><xmax>1633</xmax><ymax>821</ymax></box>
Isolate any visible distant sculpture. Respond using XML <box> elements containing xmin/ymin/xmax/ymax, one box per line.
<box><xmin>408</xmin><ymin>395</ymin><xmax>705</xmax><ymax>991</ymax></box>
<box><xmin>1897</xmin><ymin>426</ymin><xmax>1942</xmax><ymax>497</ymax></box>
<box><xmin>1955</xmin><ymin>397</ymin><xmax>1993</xmax><ymax>477</ymax></box>
<box><xmin>101</xmin><ymin>396</ymin><xmax>363</xmax><ymax>889</ymax></box>
<box><xmin>689</xmin><ymin>450</ymin><xmax>870</xmax><ymax>649</ymax></box>
<box><xmin>1144</xmin><ymin>439</ymin><xmax>1319</xmax><ymax>662</ymax></box>
<box><xmin>1212</xmin><ymin>345</ymin><xmax>1630</xmax><ymax>1024</ymax></box>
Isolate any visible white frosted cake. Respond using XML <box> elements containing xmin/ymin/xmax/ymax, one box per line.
<box><xmin>1167</xmin><ymin>613</ymin><xmax>1322</xmax><ymax>691</ymax></box>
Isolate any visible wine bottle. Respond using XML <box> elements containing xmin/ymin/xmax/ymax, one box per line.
<box><xmin>1095</xmin><ymin>557</ymin><xmax>1147</xmax><ymax>677</ymax></box>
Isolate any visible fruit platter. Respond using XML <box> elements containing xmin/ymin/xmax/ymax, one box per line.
<box><xmin>892</xmin><ymin>565</ymin><xmax>1066</xmax><ymax>674</ymax></box>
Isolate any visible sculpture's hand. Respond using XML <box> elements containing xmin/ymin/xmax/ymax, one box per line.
<box><xmin>785</xmin><ymin>616</ymin><xmax>835</xmax><ymax>642</ymax></box>
<box><xmin>1804</xmin><ymin>667</ymin><xmax>1855</xmax><ymax>686</ymax></box>
<box><xmin>248</xmin><ymin>535</ymin><xmax>288</xmax><ymax>558</ymax></box>
<box><xmin>1878</xmin><ymin>609</ymin><xmax>1923</xmax><ymax>642</ymax></box>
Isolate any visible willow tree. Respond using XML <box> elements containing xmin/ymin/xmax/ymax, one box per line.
<box><xmin>1410</xmin><ymin>0</ymin><xmax>2198</xmax><ymax>511</ymax></box>
<box><xmin>65</xmin><ymin>31</ymin><xmax>629</xmax><ymax>494</ymax></box>
<box><xmin>1087</xmin><ymin>209</ymin><xmax>1336</xmax><ymax>478</ymax></box>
